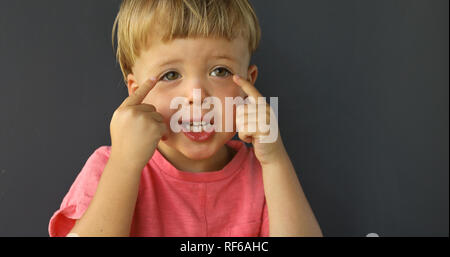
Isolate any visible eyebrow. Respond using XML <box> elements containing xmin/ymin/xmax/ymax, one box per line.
<box><xmin>155</xmin><ymin>54</ymin><xmax>237</xmax><ymax>68</ymax></box>
<box><xmin>156</xmin><ymin>59</ymin><xmax>183</xmax><ymax>67</ymax></box>
<box><xmin>211</xmin><ymin>54</ymin><xmax>237</xmax><ymax>63</ymax></box>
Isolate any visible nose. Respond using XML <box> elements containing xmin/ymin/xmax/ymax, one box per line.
<box><xmin>179</xmin><ymin>79</ymin><xmax>216</xmax><ymax>122</ymax></box>
<box><xmin>184</xmin><ymin>78</ymin><xmax>211</xmax><ymax>105</ymax></box>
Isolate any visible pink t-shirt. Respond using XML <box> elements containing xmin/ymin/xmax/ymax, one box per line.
<box><xmin>48</xmin><ymin>140</ymin><xmax>269</xmax><ymax>237</ymax></box>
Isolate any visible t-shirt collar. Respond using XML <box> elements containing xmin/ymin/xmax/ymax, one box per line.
<box><xmin>150</xmin><ymin>140</ymin><xmax>248</xmax><ymax>183</ymax></box>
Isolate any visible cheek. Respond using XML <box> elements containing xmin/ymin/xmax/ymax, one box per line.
<box><xmin>142</xmin><ymin>91</ymin><xmax>186</xmax><ymax>130</ymax></box>
<box><xmin>230</xmin><ymin>85</ymin><xmax>246</xmax><ymax>99</ymax></box>
<box><xmin>214</xmin><ymin>84</ymin><xmax>243</xmax><ymax>99</ymax></box>
<box><xmin>142</xmin><ymin>93</ymin><xmax>171</xmax><ymax>118</ymax></box>
<box><xmin>215</xmin><ymin>86</ymin><xmax>245</xmax><ymax>113</ymax></box>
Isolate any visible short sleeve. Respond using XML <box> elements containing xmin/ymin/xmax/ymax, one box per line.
<box><xmin>259</xmin><ymin>197</ymin><xmax>269</xmax><ymax>237</ymax></box>
<box><xmin>48</xmin><ymin>146</ymin><xmax>110</xmax><ymax>237</ymax></box>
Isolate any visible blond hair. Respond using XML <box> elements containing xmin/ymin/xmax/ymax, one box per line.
<box><xmin>112</xmin><ymin>0</ymin><xmax>261</xmax><ymax>83</ymax></box>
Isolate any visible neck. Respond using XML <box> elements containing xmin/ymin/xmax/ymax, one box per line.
<box><xmin>156</xmin><ymin>142</ymin><xmax>236</xmax><ymax>172</ymax></box>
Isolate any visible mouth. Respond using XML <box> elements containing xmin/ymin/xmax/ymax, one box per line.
<box><xmin>178</xmin><ymin>117</ymin><xmax>215</xmax><ymax>132</ymax></box>
<box><xmin>176</xmin><ymin>117</ymin><xmax>216</xmax><ymax>142</ymax></box>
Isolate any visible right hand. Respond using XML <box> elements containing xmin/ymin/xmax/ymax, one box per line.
<box><xmin>109</xmin><ymin>77</ymin><xmax>168</xmax><ymax>167</ymax></box>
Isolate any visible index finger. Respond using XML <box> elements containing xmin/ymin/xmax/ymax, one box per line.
<box><xmin>232</xmin><ymin>75</ymin><xmax>263</xmax><ymax>99</ymax></box>
<box><xmin>120</xmin><ymin>77</ymin><xmax>158</xmax><ymax>107</ymax></box>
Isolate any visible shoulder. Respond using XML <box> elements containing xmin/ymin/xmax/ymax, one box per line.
<box><xmin>75</xmin><ymin>145</ymin><xmax>112</xmax><ymax>182</ymax></box>
<box><xmin>84</xmin><ymin>146</ymin><xmax>111</xmax><ymax>167</ymax></box>
<box><xmin>90</xmin><ymin>145</ymin><xmax>111</xmax><ymax>159</ymax></box>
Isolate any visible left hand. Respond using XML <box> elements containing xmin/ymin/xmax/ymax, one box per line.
<box><xmin>233</xmin><ymin>75</ymin><xmax>286</xmax><ymax>165</ymax></box>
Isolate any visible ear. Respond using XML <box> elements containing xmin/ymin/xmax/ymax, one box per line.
<box><xmin>127</xmin><ymin>73</ymin><xmax>139</xmax><ymax>96</ymax></box>
<box><xmin>247</xmin><ymin>64</ymin><xmax>258</xmax><ymax>85</ymax></box>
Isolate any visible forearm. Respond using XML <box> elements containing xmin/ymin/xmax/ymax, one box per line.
<box><xmin>261</xmin><ymin>146</ymin><xmax>323</xmax><ymax>237</ymax></box>
<box><xmin>69</xmin><ymin>155</ymin><xmax>144</xmax><ymax>237</ymax></box>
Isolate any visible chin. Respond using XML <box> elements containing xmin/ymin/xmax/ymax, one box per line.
<box><xmin>180</xmin><ymin>138</ymin><xmax>219</xmax><ymax>160</ymax></box>
<box><xmin>179</xmin><ymin>133</ymin><xmax>234</xmax><ymax>160</ymax></box>
<box><xmin>180</xmin><ymin>148</ymin><xmax>215</xmax><ymax>160</ymax></box>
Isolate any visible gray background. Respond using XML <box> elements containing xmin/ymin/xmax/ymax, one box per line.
<box><xmin>0</xmin><ymin>0</ymin><xmax>448</xmax><ymax>236</ymax></box>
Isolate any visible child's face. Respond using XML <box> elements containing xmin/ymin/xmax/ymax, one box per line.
<box><xmin>127</xmin><ymin>36</ymin><xmax>258</xmax><ymax>160</ymax></box>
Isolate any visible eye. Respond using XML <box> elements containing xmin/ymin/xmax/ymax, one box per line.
<box><xmin>161</xmin><ymin>71</ymin><xmax>181</xmax><ymax>81</ymax></box>
<box><xmin>210</xmin><ymin>67</ymin><xmax>232</xmax><ymax>77</ymax></box>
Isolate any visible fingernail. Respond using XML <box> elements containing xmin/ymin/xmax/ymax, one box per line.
<box><xmin>235</xmin><ymin>75</ymin><xmax>241</xmax><ymax>80</ymax></box>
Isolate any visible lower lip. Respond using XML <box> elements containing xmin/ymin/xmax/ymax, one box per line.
<box><xmin>183</xmin><ymin>127</ymin><xmax>215</xmax><ymax>142</ymax></box>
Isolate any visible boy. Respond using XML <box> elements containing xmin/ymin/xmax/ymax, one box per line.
<box><xmin>49</xmin><ymin>0</ymin><xmax>322</xmax><ymax>237</ymax></box>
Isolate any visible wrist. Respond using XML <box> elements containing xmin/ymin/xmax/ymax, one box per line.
<box><xmin>257</xmin><ymin>136</ymin><xmax>288</xmax><ymax>166</ymax></box>
<box><xmin>260</xmin><ymin>150</ymin><xmax>289</xmax><ymax>169</ymax></box>
<box><xmin>109</xmin><ymin>150</ymin><xmax>147</xmax><ymax>174</ymax></box>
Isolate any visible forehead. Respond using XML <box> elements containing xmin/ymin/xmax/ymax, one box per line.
<box><xmin>140</xmin><ymin>35</ymin><xmax>250</xmax><ymax>66</ymax></box>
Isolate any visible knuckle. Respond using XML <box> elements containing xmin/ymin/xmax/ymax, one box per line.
<box><xmin>144</xmin><ymin>113</ymin><xmax>156</xmax><ymax>122</ymax></box>
<box><xmin>151</xmin><ymin>112</ymin><xmax>164</xmax><ymax>122</ymax></box>
<box><xmin>128</xmin><ymin>107</ymin><xmax>141</xmax><ymax>117</ymax></box>
<box><xmin>114</xmin><ymin>107</ymin><xmax>129</xmax><ymax>118</ymax></box>
<box><xmin>143</xmin><ymin>104</ymin><xmax>156</xmax><ymax>111</ymax></box>
<box><xmin>236</xmin><ymin>105</ymin><xmax>245</xmax><ymax>115</ymax></box>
